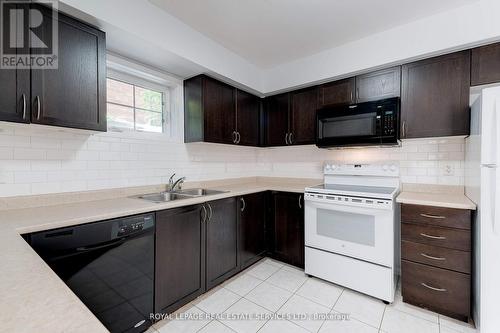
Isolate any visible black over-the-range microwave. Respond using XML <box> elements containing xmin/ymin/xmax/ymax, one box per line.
<box><xmin>316</xmin><ymin>97</ymin><xmax>400</xmax><ymax>148</ymax></box>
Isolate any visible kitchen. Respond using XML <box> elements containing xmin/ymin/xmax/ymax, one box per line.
<box><xmin>1</xmin><ymin>0</ymin><xmax>499</xmax><ymax>333</ymax></box>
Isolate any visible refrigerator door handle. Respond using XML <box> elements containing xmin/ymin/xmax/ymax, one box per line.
<box><xmin>494</xmin><ymin>167</ymin><xmax>499</xmax><ymax>234</ymax></box>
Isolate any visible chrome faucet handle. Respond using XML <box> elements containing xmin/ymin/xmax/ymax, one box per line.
<box><xmin>168</xmin><ymin>173</ymin><xmax>176</xmax><ymax>190</ymax></box>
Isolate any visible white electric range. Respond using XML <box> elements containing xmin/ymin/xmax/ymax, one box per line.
<box><xmin>304</xmin><ymin>162</ymin><xmax>400</xmax><ymax>303</ymax></box>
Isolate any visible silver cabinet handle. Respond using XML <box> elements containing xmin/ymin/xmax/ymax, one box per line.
<box><xmin>35</xmin><ymin>96</ymin><xmax>41</xmax><ymax>120</ymax></box>
<box><xmin>420</xmin><ymin>233</ymin><xmax>446</xmax><ymax>240</ymax></box>
<box><xmin>240</xmin><ymin>197</ymin><xmax>246</xmax><ymax>212</ymax></box>
<box><xmin>421</xmin><ymin>282</ymin><xmax>447</xmax><ymax>292</ymax></box>
<box><xmin>298</xmin><ymin>195</ymin><xmax>302</xmax><ymax>209</ymax></box>
<box><xmin>350</xmin><ymin>91</ymin><xmax>353</xmax><ymax>103</ymax></box>
<box><xmin>420</xmin><ymin>213</ymin><xmax>446</xmax><ymax>219</ymax></box>
<box><xmin>22</xmin><ymin>94</ymin><xmax>26</xmax><ymax>119</ymax></box>
<box><xmin>289</xmin><ymin>132</ymin><xmax>293</xmax><ymax>145</ymax></box>
<box><xmin>236</xmin><ymin>132</ymin><xmax>241</xmax><ymax>144</ymax></box>
<box><xmin>420</xmin><ymin>253</ymin><xmax>446</xmax><ymax>261</ymax></box>
<box><xmin>201</xmin><ymin>205</ymin><xmax>207</xmax><ymax>223</ymax></box>
<box><xmin>232</xmin><ymin>131</ymin><xmax>237</xmax><ymax>143</ymax></box>
<box><xmin>402</xmin><ymin>121</ymin><xmax>407</xmax><ymax>138</ymax></box>
<box><xmin>285</xmin><ymin>133</ymin><xmax>289</xmax><ymax>145</ymax></box>
<box><xmin>207</xmin><ymin>203</ymin><xmax>213</xmax><ymax>222</ymax></box>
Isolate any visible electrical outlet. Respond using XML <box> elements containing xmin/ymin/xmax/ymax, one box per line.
<box><xmin>443</xmin><ymin>163</ymin><xmax>454</xmax><ymax>176</ymax></box>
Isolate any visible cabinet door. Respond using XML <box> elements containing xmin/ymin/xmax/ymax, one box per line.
<box><xmin>318</xmin><ymin>78</ymin><xmax>355</xmax><ymax>107</ymax></box>
<box><xmin>471</xmin><ymin>42</ymin><xmax>500</xmax><ymax>86</ymax></box>
<box><xmin>290</xmin><ymin>87</ymin><xmax>318</xmax><ymax>145</ymax></box>
<box><xmin>269</xmin><ymin>192</ymin><xmax>304</xmax><ymax>268</ymax></box>
<box><xmin>401</xmin><ymin>51</ymin><xmax>470</xmax><ymax>139</ymax></box>
<box><xmin>0</xmin><ymin>3</ymin><xmax>30</xmax><ymax>124</ymax></box>
<box><xmin>155</xmin><ymin>205</ymin><xmax>206</xmax><ymax>314</ymax></box>
<box><xmin>30</xmin><ymin>5</ymin><xmax>106</xmax><ymax>131</ymax></box>
<box><xmin>265</xmin><ymin>93</ymin><xmax>289</xmax><ymax>146</ymax></box>
<box><xmin>184</xmin><ymin>76</ymin><xmax>204</xmax><ymax>142</ymax></box>
<box><xmin>206</xmin><ymin>197</ymin><xmax>238</xmax><ymax>290</ymax></box>
<box><xmin>203</xmin><ymin>78</ymin><xmax>235</xmax><ymax>144</ymax></box>
<box><xmin>239</xmin><ymin>192</ymin><xmax>267</xmax><ymax>270</ymax></box>
<box><xmin>236</xmin><ymin>90</ymin><xmax>261</xmax><ymax>146</ymax></box>
<box><xmin>356</xmin><ymin>67</ymin><xmax>401</xmax><ymax>102</ymax></box>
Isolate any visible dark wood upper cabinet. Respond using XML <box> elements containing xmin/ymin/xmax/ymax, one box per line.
<box><xmin>184</xmin><ymin>75</ymin><xmax>262</xmax><ymax>146</ymax></box>
<box><xmin>290</xmin><ymin>86</ymin><xmax>318</xmax><ymax>145</ymax></box>
<box><xmin>155</xmin><ymin>205</ymin><xmax>206</xmax><ymax>314</ymax></box>
<box><xmin>401</xmin><ymin>51</ymin><xmax>470</xmax><ymax>139</ymax></box>
<box><xmin>471</xmin><ymin>42</ymin><xmax>500</xmax><ymax>86</ymax></box>
<box><xmin>356</xmin><ymin>66</ymin><xmax>401</xmax><ymax>103</ymax></box>
<box><xmin>236</xmin><ymin>89</ymin><xmax>261</xmax><ymax>146</ymax></box>
<box><xmin>30</xmin><ymin>5</ymin><xmax>106</xmax><ymax>131</ymax></box>
<box><xmin>0</xmin><ymin>3</ymin><xmax>30</xmax><ymax>124</ymax></box>
<box><xmin>0</xmin><ymin>67</ymin><xmax>30</xmax><ymax>124</ymax></box>
<box><xmin>268</xmin><ymin>192</ymin><xmax>305</xmax><ymax>268</ymax></box>
<box><xmin>203</xmin><ymin>77</ymin><xmax>235</xmax><ymax>144</ymax></box>
<box><xmin>238</xmin><ymin>192</ymin><xmax>267</xmax><ymax>270</ymax></box>
<box><xmin>205</xmin><ymin>197</ymin><xmax>239</xmax><ymax>290</ymax></box>
<box><xmin>318</xmin><ymin>78</ymin><xmax>355</xmax><ymax>107</ymax></box>
<box><xmin>265</xmin><ymin>92</ymin><xmax>290</xmax><ymax>146</ymax></box>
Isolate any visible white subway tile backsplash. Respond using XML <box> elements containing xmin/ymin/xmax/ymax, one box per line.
<box><xmin>0</xmin><ymin>135</ymin><xmax>30</xmax><ymax>147</ymax></box>
<box><xmin>0</xmin><ymin>123</ymin><xmax>466</xmax><ymax>197</ymax></box>
<box><xmin>14</xmin><ymin>171</ymin><xmax>47</xmax><ymax>183</ymax></box>
<box><xmin>87</xmin><ymin>141</ymin><xmax>110</xmax><ymax>151</ymax></box>
<box><xmin>13</xmin><ymin>148</ymin><xmax>44</xmax><ymax>160</ymax></box>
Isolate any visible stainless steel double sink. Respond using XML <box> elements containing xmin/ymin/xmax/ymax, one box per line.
<box><xmin>133</xmin><ymin>188</ymin><xmax>227</xmax><ymax>203</ymax></box>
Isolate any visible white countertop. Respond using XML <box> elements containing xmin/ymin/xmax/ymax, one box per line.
<box><xmin>396</xmin><ymin>191</ymin><xmax>476</xmax><ymax>210</ymax></box>
<box><xmin>0</xmin><ymin>178</ymin><xmax>319</xmax><ymax>333</ymax></box>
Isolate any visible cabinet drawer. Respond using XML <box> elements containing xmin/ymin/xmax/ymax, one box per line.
<box><xmin>401</xmin><ymin>223</ymin><xmax>470</xmax><ymax>251</ymax></box>
<box><xmin>401</xmin><ymin>240</ymin><xmax>470</xmax><ymax>273</ymax></box>
<box><xmin>402</xmin><ymin>204</ymin><xmax>471</xmax><ymax>230</ymax></box>
<box><xmin>402</xmin><ymin>260</ymin><xmax>470</xmax><ymax>320</ymax></box>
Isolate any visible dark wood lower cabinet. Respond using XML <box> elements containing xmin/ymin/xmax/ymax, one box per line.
<box><xmin>154</xmin><ymin>191</ymin><xmax>304</xmax><ymax>315</ymax></box>
<box><xmin>155</xmin><ymin>205</ymin><xmax>206</xmax><ymax>314</ymax></box>
<box><xmin>238</xmin><ymin>192</ymin><xmax>267</xmax><ymax>270</ymax></box>
<box><xmin>268</xmin><ymin>192</ymin><xmax>304</xmax><ymax>268</ymax></box>
<box><xmin>205</xmin><ymin>197</ymin><xmax>239</xmax><ymax>290</ymax></box>
<box><xmin>401</xmin><ymin>204</ymin><xmax>472</xmax><ymax>322</ymax></box>
<box><xmin>402</xmin><ymin>260</ymin><xmax>470</xmax><ymax>321</ymax></box>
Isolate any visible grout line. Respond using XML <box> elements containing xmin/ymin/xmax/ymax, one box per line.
<box><xmin>378</xmin><ymin>305</ymin><xmax>387</xmax><ymax>332</ymax></box>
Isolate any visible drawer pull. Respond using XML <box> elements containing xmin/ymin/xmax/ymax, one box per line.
<box><xmin>420</xmin><ymin>253</ymin><xmax>446</xmax><ymax>261</ymax></box>
<box><xmin>420</xmin><ymin>213</ymin><xmax>446</xmax><ymax>219</ymax></box>
<box><xmin>421</xmin><ymin>282</ymin><xmax>447</xmax><ymax>292</ymax></box>
<box><xmin>420</xmin><ymin>233</ymin><xmax>446</xmax><ymax>240</ymax></box>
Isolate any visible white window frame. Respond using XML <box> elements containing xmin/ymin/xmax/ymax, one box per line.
<box><xmin>106</xmin><ymin>52</ymin><xmax>184</xmax><ymax>142</ymax></box>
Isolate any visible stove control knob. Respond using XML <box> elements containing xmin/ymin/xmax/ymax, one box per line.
<box><xmin>382</xmin><ymin>165</ymin><xmax>389</xmax><ymax>171</ymax></box>
<box><xmin>325</xmin><ymin>164</ymin><xmax>332</xmax><ymax>171</ymax></box>
<box><xmin>331</xmin><ymin>164</ymin><xmax>337</xmax><ymax>170</ymax></box>
<box><xmin>390</xmin><ymin>165</ymin><xmax>397</xmax><ymax>172</ymax></box>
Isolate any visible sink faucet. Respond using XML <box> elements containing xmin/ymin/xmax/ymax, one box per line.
<box><xmin>168</xmin><ymin>173</ymin><xmax>186</xmax><ymax>192</ymax></box>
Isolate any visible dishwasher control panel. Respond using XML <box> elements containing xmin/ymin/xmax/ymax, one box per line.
<box><xmin>114</xmin><ymin>213</ymin><xmax>155</xmax><ymax>238</ymax></box>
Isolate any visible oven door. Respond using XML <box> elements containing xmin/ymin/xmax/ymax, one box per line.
<box><xmin>305</xmin><ymin>197</ymin><xmax>394</xmax><ymax>267</ymax></box>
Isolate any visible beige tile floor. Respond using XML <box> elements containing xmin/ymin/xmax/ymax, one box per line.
<box><xmin>148</xmin><ymin>258</ymin><xmax>477</xmax><ymax>333</ymax></box>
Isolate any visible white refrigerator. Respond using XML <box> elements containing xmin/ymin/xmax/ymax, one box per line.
<box><xmin>465</xmin><ymin>85</ymin><xmax>500</xmax><ymax>333</ymax></box>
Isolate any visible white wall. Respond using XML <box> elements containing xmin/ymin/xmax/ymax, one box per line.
<box><xmin>264</xmin><ymin>0</ymin><xmax>500</xmax><ymax>93</ymax></box>
<box><xmin>61</xmin><ymin>0</ymin><xmax>500</xmax><ymax>94</ymax></box>
<box><xmin>0</xmin><ymin>122</ymin><xmax>465</xmax><ymax>197</ymax></box>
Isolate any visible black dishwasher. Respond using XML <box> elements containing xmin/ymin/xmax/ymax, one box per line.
<box><xmin>24</xmin><ymin>213</ymin><xmax>155</xmax><ymax>333</ymax></box>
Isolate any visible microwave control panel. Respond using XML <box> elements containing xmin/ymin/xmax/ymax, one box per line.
<box><xmin>383</xmin><ymin>110</ymin><xmax>396</xmax><ymax>135</ymax></box>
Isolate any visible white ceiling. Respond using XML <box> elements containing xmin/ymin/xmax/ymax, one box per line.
<box><xmin>149</xmin><ymin>0</ymin><xmax>476</xmax><ymax>69</ymax></box>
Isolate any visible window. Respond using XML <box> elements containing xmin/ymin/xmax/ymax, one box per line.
<box><xmin>106</xmin><ymin>78</ymin><xmax>168</xmax><ymax>133</ymax></box>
